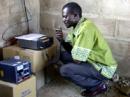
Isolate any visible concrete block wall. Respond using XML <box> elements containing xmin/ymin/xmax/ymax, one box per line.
<box><xmin>0</xmin><ymin>0</ymin><xmax>40</xmax><ymax>47</ymax></box>
<box><xmin>0</xmin><ymin>0</ymin><xmax>129</xmax><ymax>76</ymax></box>
<box><xmin>40</xmin><ymin>0</ymin><xmax>130</xmax><ymax>76</ymax></box>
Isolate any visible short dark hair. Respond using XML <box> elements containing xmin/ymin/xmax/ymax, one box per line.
<box><xmin>62</xmin><ymin>2</ymin><xmax>82</xmax><ymax>17</ymax></box>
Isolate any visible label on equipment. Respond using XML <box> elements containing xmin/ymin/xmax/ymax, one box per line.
<box><xmin>17</xmin><ymin>65</ymin><xmax>23</xmax><ymax>71</ymax></box>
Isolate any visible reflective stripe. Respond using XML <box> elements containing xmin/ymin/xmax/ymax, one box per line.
<box><xmin>71</xmin><ymin>46</ymin><xmax>91</xmax><ymax>62</ymax></box>
<box><xmin>92</xmin><ymin>63</ymin><xmax>117</xmax><ymax>79</ymax></box>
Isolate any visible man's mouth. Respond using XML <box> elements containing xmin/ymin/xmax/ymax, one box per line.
<box><xmin>64</xmin><ymin>21</ymin><xmax>68</xmax><ymax>24</ymax></box>
<box><xmin>64</xmin><ymin>20</ymin><xmax>70</xmax><ymax>25</ymax></box>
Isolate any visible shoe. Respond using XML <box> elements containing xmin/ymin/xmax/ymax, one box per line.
<box><xmin>81</xmin><ymin>84</ymin><xmax>107</xmax><ymax>97</ymax></box>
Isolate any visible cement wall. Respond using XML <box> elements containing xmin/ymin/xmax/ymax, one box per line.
<box><xmin>0</xmin><ymin>0</ymin><xmax>40</xmax><ymax>47</ymax></box>
<box><xmin>40</xmin><ymin>0</ymin><xmax>130</xmax><ymax>76</ymax></box>
<box><xmin>0</xmin><ymin>0</ymin><xmax>129</xmax><ymax>76</ymax></box>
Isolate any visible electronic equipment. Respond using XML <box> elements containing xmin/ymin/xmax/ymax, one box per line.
<box><xmin>16</xmin><ymin>33</ymin><xmax>53</xmax><ymax>50</ymax></box>
<box><xmin>0</xmin><ymin>58</ymin><xmax>31</xmax><ymax>84</ymax></box>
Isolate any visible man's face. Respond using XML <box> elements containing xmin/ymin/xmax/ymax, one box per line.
<box><xmin>62</xmin><ymin>7</ymin><xmax>78</xmax><ymax>28</ymax></box>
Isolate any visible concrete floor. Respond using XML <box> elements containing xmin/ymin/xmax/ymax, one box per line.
<box><xmin>38</xmin><ymin>76</ymin><xmax>129</xmax><ymax>97</ymax></box>
<box><xmin>37</xmin><ymin>66</ymin><xmax>129</xmax><ymax>97</ymax></box>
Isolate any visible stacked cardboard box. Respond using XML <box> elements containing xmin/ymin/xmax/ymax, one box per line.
<box><xmin>35</xmin><ymin>70</ymin><xmax>45</xmax><ymax>91</ymax></box>
<box><xmin>2</xmin><ymin>43</ymin><xmax>58</xmax><ymax>92</ymax></box>
<box><xmin>0</xmin><ymin>75</ymin><xmax>36</xmax><ymax>97</ymax></box>
<box><xmin>3</xmin><ymin>43</ymin><xmax>57</xmax><ymax>73</ymax></box>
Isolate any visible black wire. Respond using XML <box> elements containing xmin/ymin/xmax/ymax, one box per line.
<box><xmin>2</xmin><ymin>0</ymin><xmax>32</xmax><ymax>41</ymax></box>
<box><xmin>22</xmin><ymin>0</ymin><xmax>29</xmax><ymax>34</ymax></box>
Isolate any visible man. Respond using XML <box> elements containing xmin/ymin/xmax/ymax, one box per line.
<box><xmin>56</xmin><ymin>2</ymin><xmax>118</xmax><ymax>97</ymax></box>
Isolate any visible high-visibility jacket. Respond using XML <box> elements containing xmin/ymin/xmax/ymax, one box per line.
<box><xmin>65</xmin><ymin>17</ymin><xmax>117</xmax><ymax>79</ymax></box>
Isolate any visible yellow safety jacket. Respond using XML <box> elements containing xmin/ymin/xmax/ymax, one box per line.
<box><xmin>65</xmin><ymin>17</ymin><xmax>117</xmax><ymax>79</ymax></box>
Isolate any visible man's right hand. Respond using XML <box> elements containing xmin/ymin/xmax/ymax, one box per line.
<box><xmin>55</xmin><ymin>28</ymin><xmax>63</xmax><ymax>42</ymax></box>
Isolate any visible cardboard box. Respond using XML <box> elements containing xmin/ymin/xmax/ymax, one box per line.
<box><xmin>19</xmin><ymin>49</ymin><xmax>48</xmax><ymax>73</ymax></box>
<box><xmin>3</xmin><ymin>43</ymin><xmax>57</xmax><ymax>73</ymax></box>
<box><xmin>3</xmin><ymin>45</ymin><xmax>21</xmax><ymax>59</ymax></box>
<box><xmin>0</xmin><ymin>75</ymin><xmax>36</xmax><ymax>97</ymax></box>
<box><xmin>35</xmin><ymin>70</ymin><xmax>45</xmax><ymax>91</ymax></box>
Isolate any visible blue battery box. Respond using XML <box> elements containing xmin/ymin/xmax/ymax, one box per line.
<box><xmin>0</xmin><ymin>58</ymin><xmax>31</xmax><ymax>84</ymax></box>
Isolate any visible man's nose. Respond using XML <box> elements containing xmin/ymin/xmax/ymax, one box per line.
<box><xmin>63</xmin><ymin>19</ymin><xmax>67</xmax><ymax>23</ymax></box>
<box><xmin>64</xmin><ymin>17</ymin><xmax>69</xmax><ymax>21</ymax></box>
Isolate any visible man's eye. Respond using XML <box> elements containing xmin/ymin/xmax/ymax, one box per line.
<box><xmin>63</xmin><ymin>16</ymin><xmax>66</xmax><ymax>18</ymax></box>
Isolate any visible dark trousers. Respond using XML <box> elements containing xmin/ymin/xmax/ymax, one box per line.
<box><xmin>59</xmin><ymin>51</ymin><xmax>108</xmax><ymax>90</ymax></box>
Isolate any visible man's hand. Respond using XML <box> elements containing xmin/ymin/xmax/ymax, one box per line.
<box><xmin>55</xmin><ymin>28</ymin><xmax>63</xmax><ymax>42</ymax></box>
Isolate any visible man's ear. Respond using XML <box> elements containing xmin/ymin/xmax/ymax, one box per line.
<box><xmin>74</xmin><ymin>13</ymin><xmax>77</xmax><ymax>17</ymax></box>
<box><xmin>74</xmin><ymin>13</ymin><xmax>80</xmax><ymax>18</ymax></box>
<box><xmin>74</xmin><ymin>13</ymin><xmax>80</xmax><ymax>20</ymax></box>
